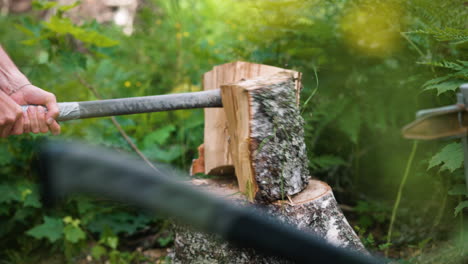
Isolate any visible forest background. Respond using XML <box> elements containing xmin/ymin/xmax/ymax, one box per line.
<box><xmin>0</xmin><ymin>0</ymin><xmax>466</xmax><ymax>263</ymax></box>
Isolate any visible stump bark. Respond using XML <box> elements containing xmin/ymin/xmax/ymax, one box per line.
<box><xmin>172</xmin><ymin>178</ymin><xmax>366</xmax><ymax>264</ymax></box>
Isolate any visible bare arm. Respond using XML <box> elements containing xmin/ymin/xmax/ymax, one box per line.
<box><xmin>0</xmin><ymin>45</ymin><xmax>30</xmax><ymax>95</ymax></box>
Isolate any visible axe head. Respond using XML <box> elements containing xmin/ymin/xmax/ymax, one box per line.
<box><xmin>402</xmin><ymin>104</ymin><xmax>468</xmax><ymax>140</ymax></box>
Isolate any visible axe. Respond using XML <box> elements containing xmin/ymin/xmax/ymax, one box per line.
<box><xmin>21</xmin><ymin>90</ymin><xmax>222</xmax><ymax>121</ymax></box>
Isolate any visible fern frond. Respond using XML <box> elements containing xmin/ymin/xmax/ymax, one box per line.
<box><xmin>406</xmin><ymin>28</ymin><xmax>468</xmax><ymax>43</ymax></box>
<box><xmin>417</xmin><ymin>60</ymin><xmax>465</xmax><ymax>71</ymax></box>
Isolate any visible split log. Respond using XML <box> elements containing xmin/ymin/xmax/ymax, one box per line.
<box><xmin>202</xmin><ymin>61</ymin><xmax>301</xmax><ymax>176</ymax></box>
<box><xmin>172</xmin><ymin>178</ymin><xmax>366</xmax><ymax>264</ymax></box>
<box><xmin>221</xmin><ymin>72</ymin><xmax>309</xmax><ymax>202</ymax></box>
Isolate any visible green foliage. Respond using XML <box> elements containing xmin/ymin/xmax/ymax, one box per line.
<box><xmin>43</xmin><ymin>16</ymin><xmax>119</xmax><ymax>47</ymax></box>
<box><xmin>0</xmin><ymin>0</ymin><xmax>466</xmax><ymax>262</ymax></box>
<box><xmin>420</xmin><ymin>61</ymin><xmax>468</xmax><ymax>95</ymax></box>
<box><xmin>309</xmin><ymin>155</ymin><xmax>346</xmax><ymax>171</ymax></box>
<box><xmin>26</xmin><ymin>216</ymin><xmax>64</xmax><ymax>243</ymax></box>
<box><xmin>63</xmin><ymin>216</ymin><xmax>86</xmax><ymax>243</ymax></box>
<box><xmin>454</xmin><ymin>201</ymin><xmax>468</xmax><ymax>216</ymax></box>
<box><xmin>354</xmin><ymin>200</ymin><xmax>390</xmax><ymax>230</ymax></box>
<box><xmin>448</xmin><ymin>184</ymin><xmax>468</xmax><ymax>197</ymax></box>
<box><xmin>428</xmin><ymin>142</ymin><xmax>464</xmax><ymax>173</ymax></box>
<box><xmin>158</xmin><ymin>232</ymin><xmax>174</xmax><ymax>247</ymax></box>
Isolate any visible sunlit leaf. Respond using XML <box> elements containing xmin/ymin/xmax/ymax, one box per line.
<box><xmin>91</xmin><ymin>245</ymin><xmax>107</xmax><ymax>260</ymax></box>
<box><xmin>32</xmin><ymin>0</ymin><xmax>58</xmax><ymax>10</ymax></box>
<box><xmin>63</xmin><ymin>225</ymin><xmax>86</xmax><ymax>243</ymax></box>
<box><xmin>58</xmin><ymin>1</ymin><xmax>81</xmax><ymax>12</ymax></box>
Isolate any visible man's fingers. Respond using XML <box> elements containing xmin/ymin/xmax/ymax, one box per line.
<box><xmin>28</xmin><ymin>106</ymin><xmax>40</xmax><ymax>134</ymax></box>
<box><xmin>11</xmin><ymin>116</ymin><xmax>24</xmax><ymax>135</ymax></box>
<box><xmin>45</xmin><ymin>94</ymin><xmax>59</xmax><ymax>124</ymax></box>
<box><xmin>23</xmin><ymin>113</ymin><xmax>31</xmax><ymax>134</ymax></box>
<box><xmin>37</xmin><ymin>106</ymin><xmax>49</xmax><ymax>133</ymax></box>
<box><xmin>0</xmin><ymin>92</ymin><xmax>23</xmax><ymax>137</ymax></box>
<box><xmin>49</xmin><ymin>120</ymin><xmax>61</xmax><ymax>135</ymax></box>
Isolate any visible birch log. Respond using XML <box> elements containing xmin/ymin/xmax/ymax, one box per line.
<box><xmin>202</xmin><ymin>62</ymin><xmax>301</xmax><ymax>176</ymax></box>
<box><xmin>172</xmin><ymin>178</ymin><xmax>366</xmax><ymax>264</ymax></box>
<box><xmin>221</xmin><ymin>72</ymin><xmax>309</xmax><ymax>202</ymax></box>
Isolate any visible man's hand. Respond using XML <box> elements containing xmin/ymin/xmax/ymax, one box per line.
<box><xmin>0</xmin><ymin>91</ymin><xmax>23</xmax><ymax>138</ymax></box>
<box><xmin>0</xmin><ymin>45</ymin><xmax>60</xmax><ymax>137</ymax></box>
<box><xmin>10</xmin><ymin>85</ymin><xmax>60</xmax><ymax>135</ymax></box>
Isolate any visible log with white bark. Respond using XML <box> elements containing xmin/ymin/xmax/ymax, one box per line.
<box><xmin>172</xmin><ymin>178</ymin><xmax>366</xmax><ymax>264</ymax></box>
<box><xmin>221</xmin><ymin>72</ymin><xmax>308</xmax><ymax>202</ymax></box>
<box><xmin>201</xmin><ymin>62</ymin><xmax>301</xmax><ymax>176</ymax></box>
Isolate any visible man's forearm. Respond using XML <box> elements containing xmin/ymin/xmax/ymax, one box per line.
<box><xmin>0</xmin><ymin>45</ymin><xmax>29</xmax><ymax>95</ymax></box>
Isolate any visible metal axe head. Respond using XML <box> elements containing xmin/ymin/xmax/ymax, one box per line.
<box><xmin>403</xmin><ymin>84</ymin><xmax>468</xmax><ymax>141</ymax></box>
<box><xmin>402</xmin><ymin>104</ymin><xmax>468</xmax><ymax>140</ymax></box>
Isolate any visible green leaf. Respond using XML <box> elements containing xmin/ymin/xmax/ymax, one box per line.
<box><xmin>144</xmin><ymin>145</ymin><xmax>183</xmax><ymax>162</ymax></box>
<box><xmin>418</xmin><ymin>61</ymin><xmax>464</xmax><ymax>71</ymax></box>
<box><xmin>22</xmin><ymin>188</ymin><xmax>42</xmax><ymax>208</ymax></box>
<box><xmin>158</xmin><ymin>233</ymin><xmax>174</xmax><ymax>247</ymax></box>
<box><xmin>428</xmin><ymin>142</ymin><xmax>464</xmax><ymax>172</ymax></box>
<box><xmin>32</xmin><ymin>0</ymin><xmax>58</xmax><ymax>10</ymax></box>
<box><xmin>73</xmin><ymin>30</ymin><xmax>120</xmax><ymax>47</ymax></box>
<box><xmin>37</xmin><ymin>51</ymin><xmax>49</xmax><ymax>65</ymax></box>
<box><xmin>20</xmin><ymin>38</ymin><xmax>41</xmax><ymax>46</ymax></box>
<box><xmin>91</xmin><ymin>245</ymin><xmax>107</xmax><ymax>260</ymax></box>
<box><xmin>454</xmin><ymin>200</ymin><xmax>468</xmax><ymax>216</ymax></box>
<box><xmin>0</xmin><ymin>184</ymin><xmax>20</xmax><ymax>203</ymax></box>
<box><xmin>14</xmin><ymin>24</ymin><xmax>35</xmax><ymax>37</ymax></box>
<box><xmin>26</xmin><ymin>216</ymin><xmax>63</xmax><ymax>242</ymax></box>
<box><xmin>76</xmin><ymin>198</ymin><xmax>95</xmax><ymax>214</ymax></box>
<box><xmin>63</xmin><ymin>224</ymin><xmax>86</xmax><ymax>243</ymax></box>
<box><xmin>448</xmin><ymin>184</ymin><xmax>468</xmax><ymax>196</ymax></box>
<box><xmin>143</xmin><ymin>125</ymin><xmax>176</xmax><ymax>148</ymax></box>
<box><xmin>86</xmin><ymin>211</ymin><xmax>152</xmax><ymax>235</ymax></box>
<box><xmin>58</xmin><ymin>1</ymin><xmax>81</xmax><ymax>12</ymax></box>
<box><xmin>105</xmin><ymin>236</ymin><xmax>119</xmax><ymax>249</ymax></box>
<box><xmin>43</xmin><ymin>16</ymin><xmax>119</xmax><ymax>48</ymax></box>
<box><xmin>423</xmin><ymin>79</ymin><xmax>465</xmax><ymax>95</ymax></box>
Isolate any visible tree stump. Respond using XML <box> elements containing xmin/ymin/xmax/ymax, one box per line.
<box><xmin>172</xmin><ymin>178</ymin><xmax>366</xmax><ymax>264</ymax></box>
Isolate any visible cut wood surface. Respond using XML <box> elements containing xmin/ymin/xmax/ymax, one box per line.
<box><xmin>190</xmin><ymin>144</ymin><xmax>205</xmax><ymax>175</ymax></box>
<box><xmin>172</xmin><ymin>178</ymin><xmax>366</xmax><ymax>264</ymax></box>
<box><xmin>221</xmin><ymin>72</ymin><xmax>309</xmax><ymax>202</ymax></box>
<box><xmin>202</xmin><ymin>61</ymin><xmax>301</xmax><ymax>176</ymax></box>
